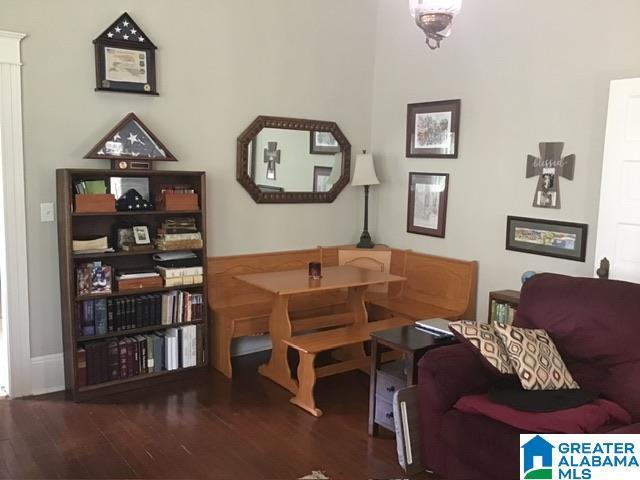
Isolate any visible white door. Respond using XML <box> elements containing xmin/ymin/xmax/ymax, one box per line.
<box><xmin>595</xmin><ymin>78</ymin><xmax>640</xmax><ymax>282</ymax></box>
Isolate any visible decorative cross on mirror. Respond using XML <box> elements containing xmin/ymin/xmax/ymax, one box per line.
<box><xmin>526</xmin><ymin>142</ymin><xmax>575</xmax><ymax>209</ymax></box>
<box><xmin>264</xmin><ymin>141</ymin><xmax>280</xmax><ymax>180</ymax></box>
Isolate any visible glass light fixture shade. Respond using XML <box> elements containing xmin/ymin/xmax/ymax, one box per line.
<box><xmin>409</xmin><ymin>0</ymin><xmax>462</xmax><ymax>17</ymax></box>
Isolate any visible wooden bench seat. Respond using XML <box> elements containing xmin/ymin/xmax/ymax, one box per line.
<box><xmin>365</xmin><ymin>249</ymin><xmax>478</xmax><ymax>322</ymax></box>
<box><xmin>283</xmin><ymin>316</ymin><xmax>413</xmax><ymax>416</ymax></box>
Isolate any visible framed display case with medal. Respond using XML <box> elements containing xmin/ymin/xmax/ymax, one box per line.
<box><xmin>93</xmin><ymin>12</ymin><xmax>158</xmax><ymax>95</ymax></box>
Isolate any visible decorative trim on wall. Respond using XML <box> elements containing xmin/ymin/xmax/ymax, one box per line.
<box><xmin>0</xmin><ymin>30</ymin><xmax>32</xmax><ymax>397</ymax></box>
<box><xmin>31</xmin><ymin>353</ymin><xmax>65</xmax><ymax>395</ymax></box>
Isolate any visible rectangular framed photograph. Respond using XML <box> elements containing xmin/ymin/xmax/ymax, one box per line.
<box><xmin>310</xmin><ymin>131</ymin><xmax>341</xmax><ymax>155</ymax></box>
<box><xmin>133</xmin><ymin>225</ymin><xmax>151</xmax><ymax>245</ymax></box>
<box><xmin>506</xmin><ymin>216</ymin><xmax>588</xmax><ymax>262</ymax></box>
<box><xmin>313</xmin><ymin>166</ymin><xmax>332</xmax><ymax>192</ymax></box>
<box><xmin>407</xmin><ymin>173</ymin><xmax>449</xmax><ymax>238</ymax></box>
<box><xmin>406</xmin><ymin>100</ymin><xmax>461</xmax><ymax>158</ymax></box>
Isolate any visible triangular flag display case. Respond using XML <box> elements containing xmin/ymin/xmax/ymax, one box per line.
<box><xmin>94</xmin><ymin>12</ymin><xmax>158</xmax><ymax>95</ymax></box>
<box><xmin>85</xmin><ymin>113</ymin><xmax>177</xmax><ymax>170</ymax></box>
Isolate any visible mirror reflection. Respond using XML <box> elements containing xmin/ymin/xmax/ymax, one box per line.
<box><xmin>247</xmin><ymin>128</ymin><xmax>343</xmax><ymax>193</ymax></box>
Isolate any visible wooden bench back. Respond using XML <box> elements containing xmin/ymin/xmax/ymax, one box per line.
<box><xmin>400</xmin><ymin>251</ymin><xmax>477</xmax><ymax>319</ymax></box>
<box><xmin>208</xmin><ymin>248</ymin><xmax>322</xmax><ymax>308</ymax></box>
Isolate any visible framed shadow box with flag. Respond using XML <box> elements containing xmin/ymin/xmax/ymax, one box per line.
<box><xmin>93</xmin><ymin>12</ymin><xmax>158</xmax><ymax>95</ymax></box>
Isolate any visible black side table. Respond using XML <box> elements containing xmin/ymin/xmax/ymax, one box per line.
<box><xmin>368</xmin><ymin>325</ymin><xmax>455</xmax><ymax>436</ymax></box>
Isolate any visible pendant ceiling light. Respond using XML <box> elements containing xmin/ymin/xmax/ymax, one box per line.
<box><xmin>409</xmin><ymin>0</ymin><xmax>462</xmax><ymax>50</ymax></box>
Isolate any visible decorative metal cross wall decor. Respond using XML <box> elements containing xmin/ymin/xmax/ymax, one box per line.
<box><xmin>264</xmin><ymin>141</ymin><xmax>280</xmax><ymax>180</ymax></box>
<box><xmin>526</xmin><ymin>142</ymin><xmax>575</xmax><ymax>209</ymax></box>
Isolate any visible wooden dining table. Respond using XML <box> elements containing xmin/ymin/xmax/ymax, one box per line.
<box><xmin>234</xmin><ymin>265</ymin><xmax>406</xmax><ymax>393</ymax></box>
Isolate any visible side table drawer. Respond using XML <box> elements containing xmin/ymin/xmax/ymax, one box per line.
<box><xmin>376</xmin><ymin>368</ymin><xmax>405</xmax><ymax>403</ymax></box>
<box><xmin>374</xmin><ymin>395</ymin><xmax>395</xmax><ymax>431</ymax></box>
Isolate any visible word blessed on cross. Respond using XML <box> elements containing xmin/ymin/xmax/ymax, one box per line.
<box><xmin>526</xmin><ymin>142</ymin><xmax>576</xmax><ymax>209</ymax></box>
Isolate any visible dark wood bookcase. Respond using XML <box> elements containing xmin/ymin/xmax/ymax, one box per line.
<box><xmin>487</xmin><ymin>289</ymin><xmax>521</xmax><ymax>324</ymax></box>
<box><xmin>56</xmin><ymin>169</ymin><xmax>209</xmax><ymax>401</ymax></box>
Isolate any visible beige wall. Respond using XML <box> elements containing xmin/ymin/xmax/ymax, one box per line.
<box><xmin>370</xmin><ymin>0</ymin><xmax>640</xmax><ymax>320</ymax></box>
<box><xmin>2</xmin><ymin>0</ymin><xmax>378</xmax><ymax>357</ymax></box>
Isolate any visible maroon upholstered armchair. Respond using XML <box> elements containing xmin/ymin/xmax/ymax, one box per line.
<box><xmin>417</xmin><ymin>273</ymin><xmax>640</xmax><ymax>480</ymax></box>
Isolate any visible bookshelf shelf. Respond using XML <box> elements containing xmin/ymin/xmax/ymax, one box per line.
<box><xmin>73</xmin><ymin>247</ymin><xmax>203</xmax><ymax>259</ymax></box>
<box><xmin>72</xmin><ymin>210</ymin><xmax>202</xmax><ymax>217</ymax></box>
<box><xmin>77</xmin><ymin>319</ymin><xmax>206</xmax><ymax>342</ymax></box>
<box><xmin>78</xmin><ymin>364</ymin><xmax>206</xmax><ymax>393</ymax></box>
<box><xmin>57</xmin><ymin>168</ymin><xmax>209</xmax><ymax>401</ymax></box>
<box><xmin>75</xmin><ymin>284</ymin><xmax>204</xmax><ymax>301</ymax></box>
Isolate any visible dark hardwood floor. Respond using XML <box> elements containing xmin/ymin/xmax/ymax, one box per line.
<box><xmin>0</xmin><ymin>352</ymin><xmax>433</xmax><ymax>479</ymax></box>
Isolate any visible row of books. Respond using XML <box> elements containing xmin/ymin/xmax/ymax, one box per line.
<box><xmin>490</xmin><ymin>300</ymin><xmax>516</xmax><ymax>325</ymax></box>
<box><xmin>77</xmin><ymin>324</ymin><xmax>204</xmax><ymax>386</ymax></box>
<box><xmin>77</xmin><ymin>291</ymin><xmax>204</xmax><ymax>336</ymax></box>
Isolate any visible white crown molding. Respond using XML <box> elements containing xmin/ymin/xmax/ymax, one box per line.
<box><xmin>0</xmin><ymin>31</ymin><xmax>26</xmax><ymax>65</ymax></box>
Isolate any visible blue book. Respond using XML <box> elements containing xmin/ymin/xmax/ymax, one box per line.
<box><xmin>81</xmin><ymin>300</ymin><xmax>95</xmax><ymax>336</ymax></box>
<box><xmin>94</xmin><ymin>299</ymin><xmax>108</xmax><ymax>335</ymax></box>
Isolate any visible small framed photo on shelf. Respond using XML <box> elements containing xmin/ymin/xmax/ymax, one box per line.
<box><xmin>506</xmin><ymin>216</ymin><xmax>588</xmax><ymax>262</ymax></box>
<box><xmin>133</xmin><ymin>225</ymin><xmax>151</xmax><ymax>245</ymax></box>
<box><xmin>406</xmin><ymin>99</ymin><xmax>461</xmax><ymax>158</ymax></box>
<box><xmin>407</xmin><ymin>172</ymin><xmax>449</xmax><ymax>238</ymax></box>
<box><xmin>310</xmin><ymin>131</ymin><xmax>341</xmax><ymax>155</ymax></box>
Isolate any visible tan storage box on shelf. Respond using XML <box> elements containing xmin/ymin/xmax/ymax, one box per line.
<box><xmin>117</xmin><ymin>276</ymin><xmax>163</xmax><ymax>292</ymax></box>
<box><xmin>156</xmin><ymin>193</ymin><xmax>199</xmax><ymax>211</ymax></box>
<box><xmin>74</xmin><ymin>194</ymin><xmax>116</xmax><ymax>213</ymax></box>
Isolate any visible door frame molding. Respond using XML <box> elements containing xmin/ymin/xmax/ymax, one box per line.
<box><xmin>0</xmin><ymin>30</ymin><xmax>32</xmax><ymax>397</ymax></box>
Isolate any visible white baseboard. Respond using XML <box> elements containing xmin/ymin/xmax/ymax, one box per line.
<box><xmin>31</xmin><ymin>353</ymin><xmax>64</xmax><ymax>395</ymax></box>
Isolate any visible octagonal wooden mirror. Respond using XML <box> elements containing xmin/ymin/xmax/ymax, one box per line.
<box><xmin>237</xmin><ymin>116</ymin><xmax>351</xmax><ymax>203</ymax></box>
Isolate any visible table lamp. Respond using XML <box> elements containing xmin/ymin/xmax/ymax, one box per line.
<box><xmin>351</xmin><ymin>150</ymin><xmax>380</xmax><ymax>249</ymax></box>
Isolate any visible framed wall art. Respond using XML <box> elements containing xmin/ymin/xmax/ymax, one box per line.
<box><xmin>506</xmin><ymin>216</ymin><xmax>588</xmax><ymax>262</ymax></box>
<box><xmin>407</xmin><ymin>172</ymin><xmax>449</xmax><ymax>238</ymax></box>
<box><xmin>526</xmin><ymin>142</ymin><xmax>576</xmax><ymax>209</ymax></box>
<box><xmin>93</xmin><ymin>12</ymin><xmax>158</xmax><ymax>95</ymax></box>
<box><xmin>310</xmin><ymin>131</ymin><xmax>341</xmax><ymax>155</ymax></box>
<box><xmin>406</xmin><ymin>99</ymin><xmax>461</xmax><ymax>158</ymax></box>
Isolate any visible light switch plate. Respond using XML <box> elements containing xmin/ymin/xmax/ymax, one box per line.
<box><xmin>40</xmin><ymin>202</ymin><xmax>55</xmax><ymax>222</ymax></box>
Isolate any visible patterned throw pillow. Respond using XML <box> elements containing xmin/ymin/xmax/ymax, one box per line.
<box><xmin>493</xmin><ymin>324</ymin><xmax>579</xmax><ymax>391</ymax></box>
<box><xmin>449</xmin><ymin>321</ymin><xmax>515</xmax><ymax>375</ymax></box>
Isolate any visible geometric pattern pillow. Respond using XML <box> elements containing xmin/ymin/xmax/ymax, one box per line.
<box><xmin>493</xmin><ymin>323</ymin><xmax>580</xmax><ymax>391</ymax></box>
<box><xmin>448</xmin><ymin>321</ymin><xmax>515</xmax><ymax>375</ymax></box>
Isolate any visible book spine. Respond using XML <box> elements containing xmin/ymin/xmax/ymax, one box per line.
<box><xmin>77</xmin><ymin>348</ymin><xmax>87</xmax><ymax>387</ymax></box>
<box><xmin>94</xmin><ymin>299</ymin><xmax>108</xmax><ymax>336</ymax></box>
<box><xmin>107</xmin><ymin>299</ymin><xmax>114</xmax><ymax>332</ymax></box>
<box><xmin>108</xmin><ymin>341</ymin><xmax>120</xmax><ymax>381</ymax></box>
<box><xmin>82</xmin><ymin>300</ymin><xmax>95</xmax><ymax>336</ymax></box>
<box><xmin>119</xmin><ymin>340</ymin><xmax>128</xmax><ymax>378</ymax></box>
<box><xmin>139</xmin><ymin>337</ymin><xmax>148</xmax><ymax>374</ymax></box>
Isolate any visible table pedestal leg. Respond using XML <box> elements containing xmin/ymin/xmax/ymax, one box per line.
<box><xmin>333</xmin><ymin>286</ymin><xmax>368</xmax><ymax>362</ymax></box>
<box><xmin>258</xmin><ymin>295</ymin><xmax>298</xmax><ymax>394</ymax></box>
